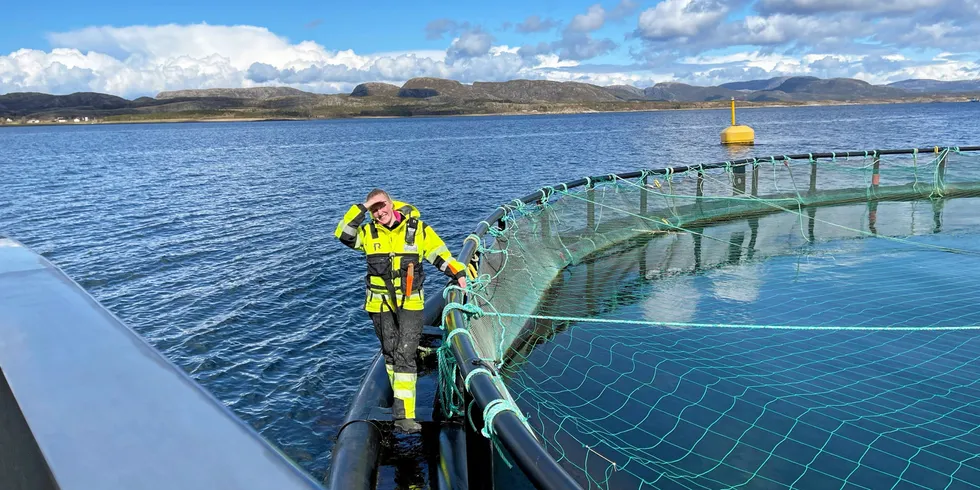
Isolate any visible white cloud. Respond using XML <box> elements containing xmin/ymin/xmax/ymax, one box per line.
<box><xmin>542</xmin><ymin>3</ymin><xmax>627</xmax><ymax>62</ymax></box>
<box><xmin>515</xmin><ymin>15</ymin><xmax>558</xmax><ymax>33</ymax></box>
<box><xmin>880</xmin><ymin>59</ymin><xmax>980</xmax><ymax>82</ymax></box>
<box><xmin>1</xmin><ymin>23</ymin><xmax>543</xmax><ymax>97</ymax></box>
<box><xmin>636</xmin><ymin>0</ymin><xmax>728</xmax><ymax>41</ymax></box>
<box><xmin>679</xmin><ymin>51</ymin><xmax>802</xmax><ymax>70</ymax></box>
<box><xmin>531</xmin><ymin>54</ymin><xmax>581</xmax><ymax>69</ymax></box>
<box><xmin>609</xmin><ymin>0</ymin><xmax>641</xmax><ymax>20</ymax></box>
<box><xmin>425</xmin><ymin>19</ymin><xmax>464</xmax><ymax>40</ymax></box>
<box><xmin>678</xmin><ymin>51</ymin><xmax>867</xmax><ymax>76</ymax></box>
<box><xmin>736</xmin><ymin>14</ymin><xmax>836</xmax><ymax>45</ymax></box>
<box><xmin>911</xmin><ymin>21</ymin><xmax>963</xmax><ymax>41</ymax></box>
<box><xmin>0</xmin><ymin>46</ymin><xmax>246</xmax><ymax>97</ymax></box>
<box><xmin>628</xmin><ymin>0</ymin><xmax>980</xmax><ymax>85</ymax></box>
<box><xmin>675</xmin><ymin>49</ymin><xmax>980</xmax><ymax>85</ymax></box>
<box><xmin>447</xmin><ymin>29</ymin><xmax>495</xmax><ymax>61</ymax></box>
<box><xmin>539</xmin><ymin>68</ymin><xmax>664</xmax><ymax>87</ymax></box>
<box><xmin>46</xmin><ymin>24</ymin><xmax>338</xmax><ymax>71</ymax></box>
<box><xmin>554</xmin><ymin>32</ymin><xmax>618</xmax><ymax>61</ymax></box>
<box><xmin>2</xmin><ymin>23</ymin><xmax>659</xmax><ymax>97</ymax></box>
<box><xmin>569</xmin><ymin>4</ymin><xmax>608</xmax><ymax>32</ymax></box>
<box><xmin>4</xmin><ymin>9</ymin><xmax>980</xmax><ymax>100</ymax></box>
<box><xmin>758</xmin><ymin>0</ymin><xmax>946</xmax><ymax>15</ymax></box>
<box><xmin>369</xmin><ymin>49</ymin><xmax>447</xmax><ymax>62</ymax></box>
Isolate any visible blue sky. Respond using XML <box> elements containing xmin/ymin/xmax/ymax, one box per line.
<box><xmin>2</xmin><ymin>0</ymin><xmax>979</xmax><ymax>98</ymax></box>
<box><xmin>2</xmin><ymin>1</ymin><xmax>611</xmax><ymax>54</ymax></box>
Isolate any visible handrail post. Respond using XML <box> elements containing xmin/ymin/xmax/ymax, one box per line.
<box><xmin>693</xmin><ymin>227</ymin><xmax>703</xmax><ymax>271</ymax></box>
<box><xmin>587</xmin><ymin>180</ymin><xmax>595</xmax><ymax>231</ymax></box>
<box><xmin>933</xmin><ymin>197</ymin><xmax>945</xmax><ymax>233</ymax></box>
<box><xmin>541</xmin><ymin>205</ymin><xmax>550</xmax><ymax>239</ymax></box>
<box><xmin>808</xmin><ymin>206</ymin><xmax>817</xmax><ymax>241</ymax></box>
<box><xmin>733</xmin><ymin>163</ymin><xmax>746</xmax><ymax>195</ymax></box>
<box><xmin>871</xmin><ymin>152</ymin><xmax>881</xmax><ymax>190</ymax></box>
<box><xmin>868</xmin><ymin>200</ymin><xmax>879</xmax><ymax>235</ymax></box>
<box><xmin>809</xmin><ymin>159</ymin><xmax>817</xmax><ymax>195</ymax></box>
<box><xmin>938</xmin><ymin>147</ymin><xmax>948</xmax><ymax>189</ymax></box>
<box><xmin>640</xmin><ymin>174</ymin><xmax>648</xmax><ymax>215</ymax></box>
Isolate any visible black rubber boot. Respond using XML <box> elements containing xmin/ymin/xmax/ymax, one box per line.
<box><xmin>393</xmin><ymin>418</ymin><xmax>421</xmax><ymax>433</ymax></box>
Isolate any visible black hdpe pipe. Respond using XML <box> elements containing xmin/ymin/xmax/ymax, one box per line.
<box><xmin>437</xmin><ymin>424</ymin><xmax>468</xmax><ymax>490</ymax></box>
<box><xmin>443</xmin><ymin>145</ymin><xmax>980</xmax><ymax>490</ymax></box>
<box><xmin>326</xmin><ymin>295</ymin><xmax>446</xmax><ymax>490</ymax></box>
<box><xmin>326</xmin><ymin>352</ymin><xmax>388</xmax><ymax>490</ymax></box>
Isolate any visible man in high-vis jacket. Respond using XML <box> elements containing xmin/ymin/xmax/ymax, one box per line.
<box><xmin>335</xmin><ymin>188</ymin><xmax>467</xmax><ymax>433</ymax></box>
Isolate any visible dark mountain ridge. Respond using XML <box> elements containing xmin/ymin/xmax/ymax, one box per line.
<box><xmin>3</xmin><ymin>76</ymin><xmax>978</xmax><ymax>121</ymax></box>
<box><xmin>155</xmin><ymin>87</ymin><xmax>311</xmax><ymax>99</ymax></box>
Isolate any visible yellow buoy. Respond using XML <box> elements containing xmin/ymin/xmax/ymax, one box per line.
<box><xmin>721</xmin><ymin>97</ymin><xmax>754</xmax><ymax>145</ymax></box>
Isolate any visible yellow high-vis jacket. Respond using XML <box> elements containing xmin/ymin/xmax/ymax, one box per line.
<box><xmin>335</xmin><ymin>200</ymin><xmax>466</xmax><ymax>313</ymax></box>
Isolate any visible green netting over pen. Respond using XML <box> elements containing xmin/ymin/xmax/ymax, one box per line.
<box><xmin>446</xmin><ymin>147</ymin><xmax>980</xmax><ymax>489</ymax></box>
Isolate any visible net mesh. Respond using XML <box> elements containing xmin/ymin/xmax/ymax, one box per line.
<box><xmin>441</xmin><ymin>147</ymin><xmax>980</xmax><ymax>489</ymax></box>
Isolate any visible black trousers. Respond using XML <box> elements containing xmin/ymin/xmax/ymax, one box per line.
<box><xmin>370</xmin><ymin>309</ymin><xmax>423</xmax><ymax>372</ymax></box>
<box><xmin>370</xmin><ymin>309</ymin><xmax>422</xmax><ymax>419</ymax></box>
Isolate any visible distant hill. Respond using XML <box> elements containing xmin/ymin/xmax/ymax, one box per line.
<box><xmin>395</xmin><ymin>77</ymin><xmax>620</xmax><ymax>103</ymax></box>
<box><xmin>3</xmin><ymin>75</ymin><xmax>979</xmax><ymax>122</ymax></box>
<box><xmin>474</xmin><ymin>79</ymin><xmax>619</xmax><ymax>103</ymax></box>
<box><xmin>398</xmin><ymin>77</ymin><xmax>498</xmax><ymax>100</ymax></box>
<box><xmin>887</xmin><ymin>79</ymin><xmax>980</xmax><ymax>93</ymax></box>
<box><xmin>350</xmin><ymin>83</ymin><xmax>400</xmax><ymax>97</ymax></box>
<box><xmin>749</xmin><ymin>77</ymin><xmax>908</xmax><ymax>101</ymax></box>
<box><xmin>604</xmin><ymin>85</ymin><xmax>647</xmax><ymax>100</ymax></box>
<box><xmin>156</xmin><ymin>87</ymin><xmax>312</xmax><ymax>99</ymax></box>
<box><xmin>643</xmin><ymin>82</ymin><xmax>743</xmax><ymax>102</ymax></box>
<box><xmin>0</xmin><ymin>92</ymin><xmax>131</xmax><ymax>115</ymax></box>
<box><xmin>720</xmin><ymin>77</ymin><xmax>791</xmax><ymax>91</ymax></box>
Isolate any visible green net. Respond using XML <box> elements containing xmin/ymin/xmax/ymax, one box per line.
<box><xmin>442</xmin><ymin>147</ymin><xmax>980</xmax><ymax>489</ymax></box>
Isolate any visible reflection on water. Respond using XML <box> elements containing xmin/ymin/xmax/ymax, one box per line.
<box><xmin>505</xmin><ymin>197</ymin><xmax>980</xmax><ymax>489</ymax></box>
<box><xmin>376</xmin><ymin>431</ymin><xmax>435</xmax><ymax>490</ymax></box>
<box><xmin>723</xmin><ymin>144</ymin><xmax>756</xmax><ymax>162</ymax></box>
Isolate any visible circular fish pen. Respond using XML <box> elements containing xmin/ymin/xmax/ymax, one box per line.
<box><xmin>440</xmin><ymin>146</ymin><xmax>980</xmax><ymax>489</ymax></box>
